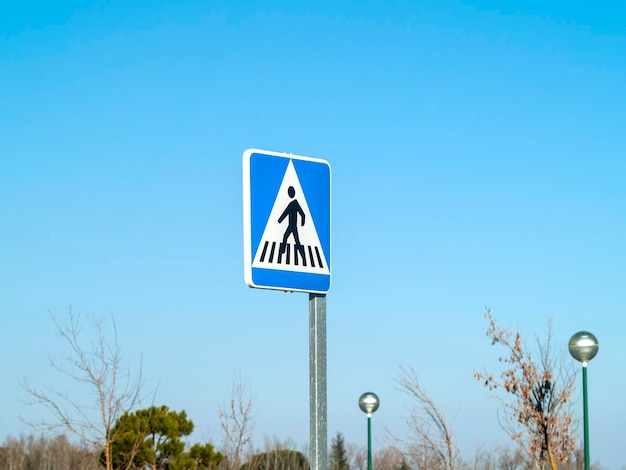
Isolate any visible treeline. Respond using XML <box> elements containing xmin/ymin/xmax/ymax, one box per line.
<box><xmin>0</xmin><ymin>431</ymin><xmax>593</xmax><ymax>470</ymax></box>
<box><xmin>0</xmin><ymin>434</ymin><xmax>100</xmax><ymax>470</ymax></box>
<box><xmin>0</xmin><ymin>433</ymin><xmax>311</xmax><ymax>470</ymax></box>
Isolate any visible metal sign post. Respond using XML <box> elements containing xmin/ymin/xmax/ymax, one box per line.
<box><xmin>309</xmin><ymin>293</ymin><xmax>327</xmax><ymax>470</ymax></box>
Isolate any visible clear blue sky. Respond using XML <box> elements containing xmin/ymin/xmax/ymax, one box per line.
<box><xmin>2</xmin><ymin>0</ymin><xmax>625</xmax><ymax>467</ymax></box>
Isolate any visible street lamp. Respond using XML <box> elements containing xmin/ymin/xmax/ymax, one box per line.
<box><xmin>359</xmin><ymin>392</ymin><xmax>380</xmax><ymax>470</ymax></box>
<box><xmin>569</xmin><ymin>331</ymin><xmax>599</xmax><ymax>470</ymax></box>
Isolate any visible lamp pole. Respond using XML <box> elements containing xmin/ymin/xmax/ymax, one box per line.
<box><xmin>582</xmin><ymin>364</ymin><xmax>590</xmax><ymax>470</ymax></box>
<box><xmin>359</xmin><ymin>392</ymin><xmax>380</xmax><ymax>470</ymax></box>
<box><xmin>568</xmin><ymin>331</ymin><xmax>599</xmax><ymax>470</ymax></box>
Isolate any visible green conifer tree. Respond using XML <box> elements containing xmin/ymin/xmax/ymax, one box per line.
<box><xmin>329</xmin><ymin>432</ymin><xmax>350</xmax><ymax>470</ymax></box>
<box><xmin>107</xmin><ymin>405</ymin><xmax>195</xmax><ymax>469</ymax></box>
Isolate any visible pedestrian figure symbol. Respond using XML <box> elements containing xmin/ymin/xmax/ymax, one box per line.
<box><xmin>278</xmin><ymin>186</ymin><xmax>306</xmax><ymax>263</ymax></box>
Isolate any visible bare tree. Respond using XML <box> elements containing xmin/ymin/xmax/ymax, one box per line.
<box><xmin>390</xmin><ymin>366</ymin><xmax>460</xmax><ymax>470</ymax></box>
<box><xmin>0</xmin><ymin>433</ymin><xmax>101</xmax><ymax>470</ymax></box>
<box><xmin>240</xmin><ymin>437</ymin><xmax>309</xmax><ymax>470</ymax></box>
<box><xmin>346</xmin><ymin>443</ymin><xmax>367</xmax><ymax>470</ymax></box>
<box><xmin>373</xmin><ymin>446</ymin><xmax>410</xmax><ymax>470</ymax></box>
<box><xmin>491</xmin><ymin>444</ymin><xmax>530</xmax><ymax>470</ymax></box>
<box><xmin>0</xmin><ymin>436</ymin><xmax>28</xmax><ymax>470</ymax></box>
<box><xmin>22</xmin><ymin>310</ymin><xmax>143</xmax><ymax>470</ymax></box>
<box><xmin>218</xmin><ymin>374</ymin><xmax>255</xmax><ymax>470</ymax></box>
<box><xmin>466</xmin><ymin>442</ymin><xmax>495</xmax><ymax>470</ymax></box>
<box><xmin>474</xmin><ymin>310</ymin><xmax>577</xmax><ymax>470</ymax></box>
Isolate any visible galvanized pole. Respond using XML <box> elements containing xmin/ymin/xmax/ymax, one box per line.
<box><xmin>309</xmin><ymin>293</ymin><xmax>327</xmax><ymax>470</ymax></box>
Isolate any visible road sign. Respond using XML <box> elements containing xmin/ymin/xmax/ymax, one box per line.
<box><xmin>243</xmin><ymin>149</ymin><xmax>331</xmax><ymax>293</ymax></box>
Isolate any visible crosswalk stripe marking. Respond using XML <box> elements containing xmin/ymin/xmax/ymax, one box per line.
<box><xmin>315</xmin><ymin>247</ymin><xmax>323</xmax><ymax>269</ymax></box>
<box><xmin>256</xmin><ymin>243</ymin><xmax>326</xmax><ymax>270</ymax></box>
<box><xmin>260</xmin><ymin>241</ymin><xmax>269</xmax><ymax>263</ymax></box>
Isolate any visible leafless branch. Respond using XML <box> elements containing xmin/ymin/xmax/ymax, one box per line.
<box><xmin>218</xmin><ymin>374</ymin><xmax>255</xmax><ymax>470</ymax></box>
<box><xmin>21</xmin><ymin>309</ymin><xmax>144</xmax><ymax>470</ymax></box>
<box><xmin>389</xmin><ymin>365</ymin><xmax>460</xmax><ymax>470</ymax></box>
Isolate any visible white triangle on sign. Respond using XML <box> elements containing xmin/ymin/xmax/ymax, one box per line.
<box><xmin>252</xmin><ymin>160</ymin><xmax>330</xmax><ymax>274</ymax></box>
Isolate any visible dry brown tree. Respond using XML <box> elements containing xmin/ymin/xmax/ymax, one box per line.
<box><xmin>391</xmin><ymin>366</ymin><xmax>460</xmax><ymax>470</ymax></box>
<box><xmin>22</xmin><ymin>310</ymin><xmax>143</xmax><ymax>470</ymax></box>
<box><xmin>474</xmin><ymin>309</ymin><xmax>577</xmax><ymax>470</ymax></box>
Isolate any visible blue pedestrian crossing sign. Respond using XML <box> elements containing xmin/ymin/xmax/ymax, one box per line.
<box><xmin>243</xmin><ymin>149</ymin><xmax>331</xmax><ymax>293</ymax></box>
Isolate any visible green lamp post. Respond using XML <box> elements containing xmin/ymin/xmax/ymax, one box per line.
<box><xmin>359</xmin><ymin>392</ymin><xmax>380</xmax><ymax>470</ymax></box>
<box><xmin>568</xmin><ymin>331</ymin><xmax>599</xmax><ymax>470</ymax></box>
